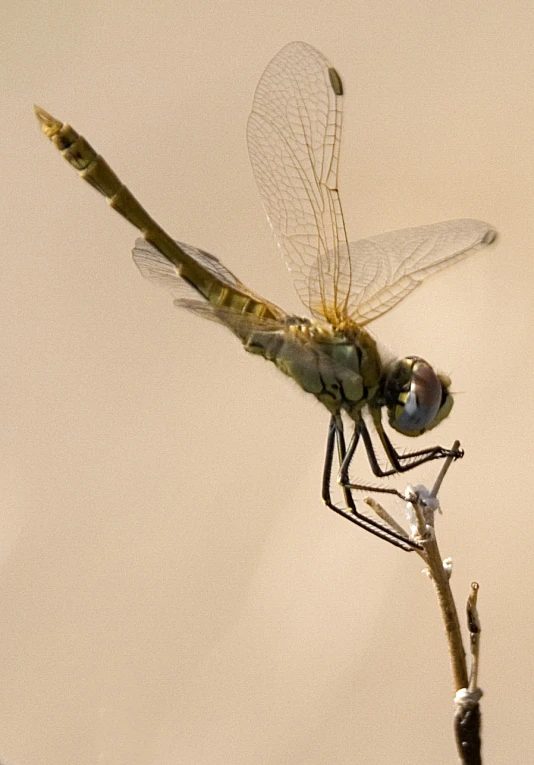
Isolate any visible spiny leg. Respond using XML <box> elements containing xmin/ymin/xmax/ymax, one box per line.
<box><xmin>365</xmin><ymin>415</ymin><xmax>463</xmax><ymax>478</ymax></box>
<box><xmin>338</xmin><ymin>424</ymin><xmax>406</xmax><ymax>499</ymax></box>
<box><xmin>321</xmin><ymin>416</ymin><xmax>420</xmax><ymax>551</ymax></box>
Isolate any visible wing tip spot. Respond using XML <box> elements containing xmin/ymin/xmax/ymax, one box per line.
<box><xmin>482</xmin><ymin>228</ymin><xmax>497</xmax><ymax>245</ymax></box>
<box><xmin>328</xmin><ymin>67</ymin><xmax>343</xmax><ymax>96</ymax></box>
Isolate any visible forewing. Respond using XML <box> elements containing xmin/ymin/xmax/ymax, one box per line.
<box><xmin>342</xmin><ymin>219</ymin><xmax>497</xmax><ymax>325</ymax></box>
<box><xmin>247</xmin><ymin>41</ymin><xmax>351</xmax><ymax>325</ymax></box>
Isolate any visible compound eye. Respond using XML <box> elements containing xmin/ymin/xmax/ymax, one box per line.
<box><xmin>390</xmin><ymin>358</ymin><xmax>443</xmax><ymax>436</ymax></box>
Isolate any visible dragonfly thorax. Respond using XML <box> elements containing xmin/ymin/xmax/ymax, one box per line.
<box><xmin>245</xmin><ymin>319</ymin><xmax>382</xmax><ymax>416</ymax></box>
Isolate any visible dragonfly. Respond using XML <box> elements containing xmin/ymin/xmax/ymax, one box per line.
<box><xmin>35</xmin><ymin>41</ymin><xmax>496</xmax><ymax>552</ymax></box>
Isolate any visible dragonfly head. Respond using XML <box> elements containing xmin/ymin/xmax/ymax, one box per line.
<box><xmin>383</xmin><ymin>357</ymin><xmax>453</xmax><ymax>437</ymax></box>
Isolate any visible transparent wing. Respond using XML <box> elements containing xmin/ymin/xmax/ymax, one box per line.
<box><xmin>172</xmin><ymin>299</ymin><xmax>288</xmax><ymax>335</ymax></box>
<box><xmin>132</xmin><ymin>238</ymin><xmax>245</xmax><ymax>298</ymax></box>
<box><xmin>133</xmin><ymin>238</ymin><xmax>287</xmax><ymax>335</ymax></box>
<box><xmin>247</xmin><ymin>41</ymin><xmax>351</xmax><ymax>325</ymax></box>
<box><xmin>341</xmin><ymin>219</ymin><xmax>497</xmax><ymax>325</ymax></box>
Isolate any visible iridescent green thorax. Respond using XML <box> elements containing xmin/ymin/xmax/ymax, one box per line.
<box><xmin>245</xmin><ymin>320</ymin><xmax>382</xmax><ymax>417</ymax></box>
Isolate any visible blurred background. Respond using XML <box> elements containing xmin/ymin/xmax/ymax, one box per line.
<box><xmin>2</xmin><ymin>1</ymin><xmax>533</xmax><ymax>762</ymax></box>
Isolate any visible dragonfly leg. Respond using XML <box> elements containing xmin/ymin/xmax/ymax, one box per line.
<box><xmin>365</xmin><ymin>414</ymin><xmax>463</xmax><ymax>477</ymax></box>
<box><xmin>337</xmin><ymin>424</ymin><xmax>405</xmax><ymax>499</ymax></box>
<box><xmin>321</xmin><ymin>416</ymin><xmax>420</xmax><ymax>551</ymax></box>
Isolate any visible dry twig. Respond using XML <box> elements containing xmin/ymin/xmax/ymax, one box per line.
<box><xmin>367</xmin><ymin>442</ymin><xmax>483</xmax><ymax>764</ymax></box>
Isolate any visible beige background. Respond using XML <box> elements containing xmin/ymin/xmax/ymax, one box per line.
<box><xmin>2</xmin><ymin>1</ymin><xmax>533</xmax><ymax>763</ymax></box>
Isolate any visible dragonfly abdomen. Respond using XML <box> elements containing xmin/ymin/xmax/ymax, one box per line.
<box><xmin>34</xmin><ymin>109</ymin><xmax>196</xmax><ymax>275</ymax></box>
<box><xmin>35</xmin><ymin>107</ymin><xmax>283</xmax><ymax>323</ymax></box>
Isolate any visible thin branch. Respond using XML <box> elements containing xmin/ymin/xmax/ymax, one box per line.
<box><xmin>409</xmin><ymin>444</ymin><xmax>469</xmax><ymax>692</ymax></box>
<box><xmin>467</xmin><ymin>582</ymin><xmax>481</xmax><ymax>693</ymax></box>
<box><xmin>364</xmin><ymin>497</ymin><xmax>410</xmax><ymax>539</ymax></box>
<box><xmin>367</xmin><ymin>441</ymin><xmax>483</xmax><ymax>763</ymax></box>
<box><xmin>452</xmin><ymin>583</ymin><xmax>483</xmax><ymax>764</ymax></box>
<box><xmin>408</xmin><ymin>442</ymin><xmax>482</xmax><ymax>764</ymax></box>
